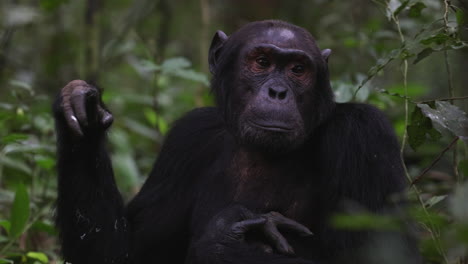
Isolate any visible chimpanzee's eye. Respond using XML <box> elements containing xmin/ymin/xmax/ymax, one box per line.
<box><xmin>291</xmin><ymin>65</ymin><xmax>305</xmax><ymax>75</ymax></box>
<box><xmin>256</xmin><ymin>56</ymin><xmax>270</xmax><ymax>68</ymax></box>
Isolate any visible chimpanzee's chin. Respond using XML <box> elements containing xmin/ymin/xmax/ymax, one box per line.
<box><xmin>238</xmin><ymin>125</ymin><xmax>304</xmax><ymax>154</ymax></box>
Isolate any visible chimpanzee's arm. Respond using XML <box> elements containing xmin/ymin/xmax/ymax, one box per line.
<box><xmin>314</xmin><ymin>103</ymin><xmax>421</xmax><ymax>263</ymax></box>
<box><xmin>53</xmin><ymin>80</ymin><xmax>128</xmax><ymax>264</ymax></box>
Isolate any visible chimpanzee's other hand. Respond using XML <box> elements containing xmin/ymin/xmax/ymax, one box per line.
<box><xmin>200</xmin><ymin>205</ymin><xmax>313</xmax><ymax>256</ymax></box>
<box><xmin>54</xmin><ymin>80</ymin><xmax>113</xmax><ymax>138</ymax></box>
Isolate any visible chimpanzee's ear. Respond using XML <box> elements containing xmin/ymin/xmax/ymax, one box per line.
<box><xmin>321</xmin><ymin>49</ymin><xmax>332</xmax><ymax>63</ymax></box>
<box><xmin>209</xmin><ymin>30</ymin><xmax>228</xmax><ymax>75</ymax></box>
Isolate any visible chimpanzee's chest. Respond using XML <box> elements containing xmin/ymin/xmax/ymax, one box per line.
<box><xmin>227</xmin><ymin>151</ymin><xmax>315</xmax><ymax>222</ymax></box>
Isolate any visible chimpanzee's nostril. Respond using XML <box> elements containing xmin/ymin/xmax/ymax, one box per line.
<box><xmin>268</xmin><ymin>88</ymin><xmax>277</xmax><ymax>99</ymax></box>
<box><xmin>278</xmin><ymin>91</ymin><xmax>287</xmax><ymax>100</ymax></box>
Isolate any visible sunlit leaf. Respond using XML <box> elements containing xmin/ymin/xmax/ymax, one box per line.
<box><xmin>35</xmin><ymin>156</ymin><xmax>55</xmax><ymax>170</ymax></box>
<box><xmin>157</xmin><ymin>117</ymin><xmax>169</xmax><ymax>135</ymax></box>
<box><xmin>143</xmin><ymin>108</ymin><xmax>158</xmax><ymax>127</ymax></box>
<box><xmin>9</xmin><ymin>183</ymin><xmax>30</xmax><ymax>238</ymax></box>
<box><xmin>26</xmin><ymin>252</ymin><xmax>48</xmax><ymax>263</ymax></box>
<box><xmin>424</xmin><ymin>195</ymin><xmax>447</xmax><ymax>208</ymax></box>
<box><xmin>0</xmin><ymin>220</ymin><xmax>11</xmax><ymax>234</ymax></box>
<box><xmin>418</xmin><ymin>102</ymin><xmax>468</xmax><ymax>143</ymax></box>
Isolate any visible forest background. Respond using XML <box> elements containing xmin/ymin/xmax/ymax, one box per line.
<box><xmin>0</xmin><ymin>0</ymin><xmax>468</xmax><ymax>263</ymax></box>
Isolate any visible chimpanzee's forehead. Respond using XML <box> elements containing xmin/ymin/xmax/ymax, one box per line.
<box><xmin>248</xmin><ymin>27</ymin><xmax>315</xmax><ymax>52</ymax></box>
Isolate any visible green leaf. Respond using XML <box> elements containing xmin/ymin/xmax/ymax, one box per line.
<box><xmin>143</xmin><ymin>108</ymin><xmax>158</xmax><ymax>127</ymax></box>
<box><xmin>161</xmin><ymin>57</ymin><xmax>191</xmax><ymax>70</ymax></box>
<box><xmin>409</xmin><ymin>206</ymin><xmax>448</xmax><ymax>230</ymax></box>
<box><xmin>420</xmin><ymin>33</ymin><xmax>451</xmax><ymax>45</ymax></box>
<box><xmin>40</xmin><ymin>0</ymin><xmax>69</xmax><ymax>11</ymax></box>
<box><xmin>35</xmin><ymin>156</ymin><xmax>55</xmax><ymax>170</ymax></box>
<box><xmin>9</xmin><ymin>183</ymin><xmax>30</xmax><ymax>238</ymax></box>
<box><xmin>459</xmin><ymin>160</ymin><xmax>468</xmax><ymax>177</ymax></box>
<box><xmin>418</xmin><ymin>102</ymin><xmax>468</xmax><ymax>140</ymax></box>
<box><xmin>123</xmin><ymin>118</ymin><xmax>158</xmax><ymax>141</ymax></box>
<box><xmin>0</xmin><ymin>259</ymin><xmax>14</xmax><ymax>264</ymax></box>
<box><xmin>424</xmin><ymin>195</ymin><xmax>447</xmax><ymax>208</ymax></box>
<box><xmin>393</xmin><ymin>0</ymin><xmax>409</xmax><ymax>17</ymax></box>
<box><xmin>413</xmin><ymin>48</ymin><xmax>433</xmax><ymax>64</ymax></box>
<box><xmin>386</xmin><ymin>0</ymin><xmax>409</xmax><ymax>19</ymax></box>
<box><xmin>26</xmin><ymin>252</ymin><xmax>48</xmax><ymax>263</ymax></box>
<box><xmin>407</xmin><ymin>106</ymin><xmax>442</xmax><ymax>151</ymax></box>
<box><xmin>457</xmin><ymin>9</ymin><xmax>466</xmax><ymax>26</ymax></box>
<box><xmin>1</xmin><ymin>134</ymin><xmax>29</xmax><ymax>144</ymax></box>
<box><xmin>331</xmin><ymin>213</ymin><xmax>401</xmax><ymax>231</ymax></box>
<box><xmin>157</xmin><ymin>117</ymin><xmax>169</xmax><ymax>135</ymax></box>
<box><xmin>0</xmin><ymin>220</ymin><xmax>11</xmax><ymax>234</ymax></box>
<box><xmin>0</xmin><ymin>156</ymin><xmax>33</xmax><ymax>175</ymax></box>
<box><xmin>455</xmin><ymin>224</ymin><xmax>468</xmax><ymax>244</ymax></box>
<box><xmin>9</xmin><ymin>80</ymin><xmax>34</xmax><ymax>96</ymax></box>
<box><xmin>31</xmin><ymin>220</ymin><xmax>57</xmax><ymax>235</ymax></box>
<box><xmin>160</xmin><ymin>58</ymin><xmax>209</xmax><ymax>85</ymax></box>
<box><xmin>408</xmin><ymin>2</ymin><xmax>426</xmax><ymax>18</ymax></box>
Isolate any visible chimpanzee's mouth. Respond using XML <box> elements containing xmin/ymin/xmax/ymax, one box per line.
<box><xmin>248</xmin><ymin>121</ymin><xmax>293</xmax><ymax>132</ymax></box>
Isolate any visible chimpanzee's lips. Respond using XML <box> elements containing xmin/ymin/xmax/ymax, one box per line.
<box><xmin>249</xmin><ymin>120</ymin><xmax>293</xmax><ymax>132</ymax></box>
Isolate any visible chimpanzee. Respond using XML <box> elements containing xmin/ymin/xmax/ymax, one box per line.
<box><xmin>53</xmin><ymin>20</ymin><xmax>419</xmax><ymax>264</ymax></box>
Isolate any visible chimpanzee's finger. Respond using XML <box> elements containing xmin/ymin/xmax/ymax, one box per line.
<box><xmin>231</xmin><ymin>218</ymin><xmax>267</xmax><ymax>239</ymax></box>
<box><xmin>98</xmin><ymin>105</ymin><xmax>114</xmax><ymax>129</ymax></box>
<box><xmin>70</xmin><ymin>90</ymin><xmax>89</xmax><ymax>128</ymax></box>
<box><xmin>61</xmin><ymin>94</ymin><xmax>83</xmax><ymax>137</ymax></box>
<box><xmin>262</xmin><ymin>220</ymin><xmax>295</xmax><ymax>255</ymax></box>
<box><xmin>268</xmin><ymin>212</ymin><xmax>313</xmax><ymax>236</ymax></box>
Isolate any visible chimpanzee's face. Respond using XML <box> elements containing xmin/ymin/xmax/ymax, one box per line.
<box><xmin>209</xmin><ymin>22</ymin><xmax>332</xmax><ymax>153</ymax></box>
<box><xmin>233</xmin><ymin>28</ymin><xmax>318</xmax><ymax>152</ymax></box>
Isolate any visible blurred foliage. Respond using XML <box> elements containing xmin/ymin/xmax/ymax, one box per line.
<box><xmin>0</xmin><ymin>0</ymin><xmax>468</xmax><ymax>263</ymax></box>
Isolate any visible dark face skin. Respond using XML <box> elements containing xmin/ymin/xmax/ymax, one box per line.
<box><xmin>235</xmin><ymin>31</ymin><xmax>316</xmax><ymax>152</ymax></box>
<box><xmin>210</xmin><ymin>21</ymin><xmax>333</xmax><ymax>153</ymax></box>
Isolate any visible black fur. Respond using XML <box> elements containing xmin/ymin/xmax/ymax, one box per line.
<box><xmin>53</xmin><ymin>20</ymin><xmax>418</xmax><ymax>264</ymax></box>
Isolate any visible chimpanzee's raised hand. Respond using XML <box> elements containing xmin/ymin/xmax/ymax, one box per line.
<box><xmin>53</xmin><ymin>80</ymin><xmax>113</xmax><ymax>138</ymax></box>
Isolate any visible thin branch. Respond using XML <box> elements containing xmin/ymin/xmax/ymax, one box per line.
<box><xmin>411</xmin><ymin>136</ymin><xmax>460</xmax><ymax>186</ymax></box>
<box><xmin>387</xmin><ymin>1</ymin><xmax>448</xmax><ymax>261</ymax></box>
<box><xmin>443</xmin><ymin>0</ymin><xmax>460</xmax><ymax>183</ymax></box>
<box><xmin>417</xmin><ymin>95</ymin><xmax>468</xmax><ymax>104</ymax></box>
